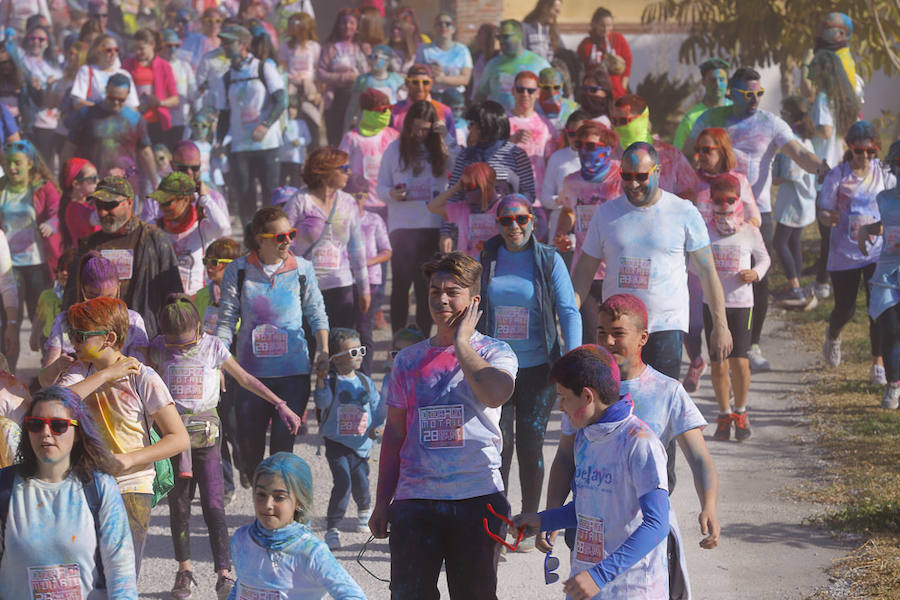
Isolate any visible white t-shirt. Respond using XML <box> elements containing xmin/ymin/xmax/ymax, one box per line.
<box><xmin>541</xmin><ymin>146</ymin><xmax>580</xmax><ymax>206</ymax></box>
<box><xmin>149</xmin><ymin>333</ymin><xmax>231</xmax><ymax>413</ymax></box>
<box><xmin>581</xmin><ymin>191</ymin><xmax>710</xmax><ymax>333</ymax></box>
<box><xmin>214</xmin><ymin>55</ymin><xmax>285</xmax><ymax>152</ymax></box>
<box><xmin>705</xmin><ymin>223</ymin><xmax>771</xmax><ymax>308</ymax></box>
<box><xmin>162</xmin><ymin>195</ymin><xmax>232</xmax><ymax>295</ymax></box>
<box><xmin>70</xmin><ymin>65</ymin><xmax>140</xmax><ymax>109</ymax></box>
<box><xmin>376</xmin><ymin>139</ymin><xmax>446</xmax><ymax>233</ymax></box>
<box><xmin>811</xmin><ymin>92</ymin><xmax>844</xmax><ymax>170</ymax></box>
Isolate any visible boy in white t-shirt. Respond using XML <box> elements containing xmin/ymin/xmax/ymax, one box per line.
<box><xmin>514</xmin><ymin>345</ymin><xmax>670</xmax><ymax>599</ymax></box>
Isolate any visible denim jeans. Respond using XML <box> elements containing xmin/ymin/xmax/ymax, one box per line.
<box><xmin>237</xmin><ymin>374</ymin><xmax>311</xmax><ymax>476</ymax></box>
<box><xmin>168</xmin><ymin>441</ymin><xmax>232</xmax><ymax>572</ymax></box>
<box><xmin>388</xmin><ymin>491</ymin><xmax>508</xmax><ymax>600</ymax></box>
<box><xmin>324</xmin><ymin>438</ymin><xmax>371</xmax><ymax>529</ymax></box>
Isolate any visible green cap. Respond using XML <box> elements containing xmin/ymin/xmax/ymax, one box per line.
<box><xmin>148</xmin><ymin>172</ymin><xmax>195</xmax><ymax>204</ymax></box>
<box><xmin>88</xmin><ymin>176</ymin><xmax>133</xmax><ymax>203</ymax></box>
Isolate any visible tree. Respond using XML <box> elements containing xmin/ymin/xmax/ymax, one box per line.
<box><xmin>641</xmin><ymin>0</ymin><xmax>900</xmax><ymax>80</ymax></box>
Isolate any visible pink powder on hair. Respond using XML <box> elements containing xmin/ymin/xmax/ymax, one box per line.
<box><xmin>600</xmin><ymin>294</ymin><xmax>649</xmax><ymax>331</ymax></box>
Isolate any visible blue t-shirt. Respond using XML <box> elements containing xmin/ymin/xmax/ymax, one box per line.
<box><xmin>414</xmin><ymin>42</ymin><xmax>473</xmax><ymax>93</ymax></box>
<box><xmin>869</xmin><ymin>186</ymin><xmax>900</xmax><ymax>319</ymax></box>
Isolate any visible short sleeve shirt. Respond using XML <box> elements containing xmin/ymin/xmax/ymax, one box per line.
<box><xmin>414</xmin><ymin>42</ymin><xmax>473</xmax><ymax>94</ymax></box>
<box><xmin>214</xmin><ymin>56</ymin><xmax>285</xmax><ymax>152</ymax></box>
<box><xmin>149</xmin><ymin>333</ymin><xmax>231</xmax><ymax>413</ymax></box>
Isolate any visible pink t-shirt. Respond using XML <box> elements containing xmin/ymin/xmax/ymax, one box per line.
<box><xmin>693</xmin><ymin>171</ymin><xmax>762</xmax><ymax>226</ymax></box>
<box><xmin>558</xmin><ymin>164</ymin><xmax>622</xmax><ymax>279</ymax></box>
<box><xmin>339</xmin><ymin>127</ymin><xmax>400</xmax><ymax>208</ymax></box>
<box><xmin>445</xmin><ymin>201</ymin><xmax>500</xmax><ymax>258</ymax></box>
<box><xmin>509</xmin><ymin>112</ymin><xmax>557</xmax><ymax>197</ymax></box>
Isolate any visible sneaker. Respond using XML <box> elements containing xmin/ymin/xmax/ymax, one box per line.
<box><xmin>357</xmin><ymin>508</ymin><xmax>372</xmax><ymax>533</ymax></box>
<box><xmin>325</xmin><ymin>528</ymin><xmax>341</xmax><ymax>550</ymax></box>
<box><xmin>775</xmin><ymin>286</ymin><xmax>819</xmax><ymax>311</ymax></box>
<box><xmin>712</xmin><ymin>414</ymin><xmax>732</xmax><ymax>441</ymax></box>
<box><xmin>748</xmin><ymin>345</ymin><xmax>771</xmax><ymax>372</ymax></box>
<box><xmin>682</xmin><ymin>356</ymin><xmax>706</xmax><ymax>393</ymax></box>
<box><xmin>223</xmin><ymin>488</ymin><xmax>235</xmax><ymax>506</ymax></box>
<box><xmin>815</xmin><ymin>283</ymin><xmax>832</xmax><ymax>299</ymax></box>
<box><xmin>733</xmin><ymin>411</ymin><xmax>752</xmax><ymax>442</ymax></box>
<box><xmin>215</xmin><ymin>573</ymin><xmax>236</xmax><ymax>600</ymax></box>
<box><xmin>170</xmin><ymin>570</ymin><xmax>196</xmax><ymax>600</ymax></box>
<box><xmin>870</xmin><ymin>364</ymin><xmax>888</xmax><ymax>386</ymax></box>
<box><xmin>823</xmin><ymin>333</ymin><xmax>841</xmax><ymax>367</ymax></box>
<box><xmin>882</xmin><ymin>383</ymin><xmax>900</xmax><ymax>409</ymax></box>
<box><xmin>239</xmin><ymin>470</ymin><xmax>252</xmax><ymax>489</ymax></box>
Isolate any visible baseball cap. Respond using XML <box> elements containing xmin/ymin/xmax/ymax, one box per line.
<box><xmin>218</xmin><ymin>24</ymin><xmax>251</xmax><ymax>44</ymax></box>
<box><xmin>89</xmin><ymin>176</ymin><xmax>133</xmax><ymax>203</ymax></box>
<box><xmin>407</xmin><ymin>63</ymin><xmax>433</xmax><ymax>79</ymax></box>
<box><xmin>148</xmin><ymin>172</ymin><xmax>196</xmax><ymax>204</ymax></box>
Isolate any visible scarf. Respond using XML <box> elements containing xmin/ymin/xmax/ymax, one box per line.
<box><xmin>615</xmin><ymin>108</ymin><xmax>653</xmax><ymax>150</ymax></box>
<box><xmin>249</xmin><ymin>519</ymin><xmax>305</xmax><ymax>566</ymax></box>
<box><xmin>162</xmin><ymin>203</ymin><xmax>198</xmax><ymax>234</ymax></box>
<box><xmin>358</xmin><ymin>109</ymin><xmax>391</xmax><ymax>137</ymax></box>
<box><xmin>579</xmin><ymin>145</ymin><xmax>613</xmax><ymax>182</ymax></box>
<box><xmin>64</xmin><ymin>157</ymin><xmax>90</xmax><ymax>189</ymax></box>
<box><xmin>471</xmin><ymin>140</ymin><xmax>505</xmax><ymax>163</ymax></box>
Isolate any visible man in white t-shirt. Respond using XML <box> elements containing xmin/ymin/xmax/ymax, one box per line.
<box><xmin>214</xmin><ymin>24</ymin><xmax>286</xmax><ymax>224</ymax></box>
<box><xmin>572</xmin><ymin>142</ymin><xmax>733</xmax><ymax>381</ymax></box>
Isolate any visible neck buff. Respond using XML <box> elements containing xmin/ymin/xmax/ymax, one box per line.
<box><xmin>579</xmin><ymin>144</ymin><xmax>613</xmax><ymax>182</ymax></box>
<box><xmin>358</xmin><ymin>109</ymin><xmax>391</xmax><ymax>137</ymax></box>
<box><xmin>539</xmin><ymin>90</ymin><xmax>563</xmax><ymax>117</ymax></box>
<box><xmin>249</xmin><ymin>519</ymin><xmax>305</xmax><ymax>565</ymax></box>
<box><xmin>471</xmin><ymin>140</ymin><xmax>505</xmax><ymax>163</ymax></box>
<box><xmin>163</xmin><ymin>202</ymin><xmax>198</xmax><ymax>234</ymax></box>
<box><xmin>616</xmin><ymin>108</ymin><xmax>652</xmax><ymax>150</ymax></box>
<box><xmin>713</xmin><ymin>201</ymin><xmax>743</xmax><ymax>235</ymax></box>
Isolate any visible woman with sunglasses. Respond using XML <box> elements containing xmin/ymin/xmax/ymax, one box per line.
<box><xmin>283</xmin><ymin>147</ymin><xmax>369</xmax><ymax>333</ymax></box>
<box><xmin>820</xmin><ymin>121</ymin><xmax>896</xmax><ymax>383</ymax></box>
<box><xmin>577</xmin><ymin>66</ymin><xmax>613</xmax><ymax>128</ymax></box>
<box><xmin>0</xmin><ymin>386</ymin><xmax>138</xmax><ymax>599</ymax></box>
<box><xmin>216</xmin><ymin>206</ymin><xmax>329</xmax><ymax>475</ymax></box>
<box><xmin>509</xmin><ymin>70</ymin><xmax>557</xmax><ymax>203</ymax></box>
<box><xmin>71</xmin><ymin>34</ymin><xmax>140</xmax><ymax>110</ymax></box>
<box><xmin>59</xmin><ymin>158</ymin><xmax>100</xmax><ymax>248</ymax></box>
<box><xmin>476</xmin><ymin>193</ymin><xmax>580</xmax><ymax>544</ymax></box>
<box><xmin>377</xmin><ymin>100</ymin><xmax>449</xmax><ymax>335</ymax></box>
<box><xmin>317</xmin><ymin>8</ymin><xmax>368</xmax><ymax>145</ymax></box>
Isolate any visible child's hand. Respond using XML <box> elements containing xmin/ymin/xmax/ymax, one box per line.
<box><xmin>50</xmin><ymin>353</ymin><xmax>76</xmax><ymax>377</ymax></box>
<box><xmin>369</xmin><ymin>502</ymin><xmax>390</xmax><ymax>538</ymax></box>
<box><xmin>276</xmin><ymin>402</ymin><xmax>302</xmax><ymax>435</ymax></box>
<box><xmin>738</xmin><ymin>269</ymin><xmax>758</xmax><ymax>283</ymax></box>
<box><xmin>38</xmin><ymin>223</ymin><xmax>53</xmax><ymax>238</ymax></box>
<box><xmin>103</xmin><ymin>356</ymin><xmax>141</xmax><ymax>383</ymax></box>
<box><xmin>511</xmin><ymin>512</ymin><xmax>541</xmax><ymax>539</ymax></box>
<box><xmin>564</xmin><ymin>570</ymin><xmax>602</xmax><ymax>600</ymax></box>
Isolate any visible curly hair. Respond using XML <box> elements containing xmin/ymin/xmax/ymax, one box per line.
<box><xmin>302</xmin><ymin>146</ymin><xmax>349</xmax><ymax>189</ymax></box>
<box><xmin>16</xmin><ymin>386</ymin><xmax>116</xmax><ymax>483</ymax></box>
<box><xmin>808</xmin><ymin>49</ymin><xmax>859</xmax><ymax>136</ymax></box>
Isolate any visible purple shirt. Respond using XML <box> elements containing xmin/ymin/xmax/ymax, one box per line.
<box><xmin>359</xmin><ymin>210</ymin><xmax>390</xmax><ymax>286</ymax></box>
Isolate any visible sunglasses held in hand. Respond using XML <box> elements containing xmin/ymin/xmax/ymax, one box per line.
<box><xmin>483</xmin><ymin>503</ymin><xmax>524</xmax><ymax>551</ymax></box>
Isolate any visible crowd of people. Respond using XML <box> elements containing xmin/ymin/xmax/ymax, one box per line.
<box><xmin>0</xmin><ymin>1</ymin><xmax>897</xmax><ymax>599</ymax></box>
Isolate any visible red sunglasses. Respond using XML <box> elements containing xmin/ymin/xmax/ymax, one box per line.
<box><xmin>482</xmin><ymin>503</ymin><xmax>524</xmax><ymax>551</ymax></box>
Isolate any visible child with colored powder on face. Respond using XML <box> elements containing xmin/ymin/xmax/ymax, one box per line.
<box><xmin>39</xmin><ymin>251</ymin><xmax>151</xmax><ymax>387</ymax></box>
<box><xmin>428</xmin><ymin>162</ymin><xmax>501</xmax><ymax>256</ymax></box>
<box><xmin>313</xmin><ymin>327</ymin><xmax>382</xmax><ymax>550</ymax></box>
<box><xmin>149</xmin><ymin>294</ymin><xmax>302</xmax><ymax>598</ymax></box>
<box><xmin>698</xmin><ymin>175</ymin><xmax>770</xmax><ymax>442</ymax></box>
<box><xmin>228</xmin><ymin>452</ymin><xmax>366</xmax><ymax>599</ymax></box>
<box><xmin>513</xmin><ymin>345</ymin><xmax>670</xmax><ymax>600</ymax></box>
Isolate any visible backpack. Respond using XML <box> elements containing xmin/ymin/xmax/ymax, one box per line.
<box><xmin>0</xmin><ymin>466</ymin><xmax>106</xmax><ymax>589</ymax></box>
<box><xmin>316</xmin><ymin>372</ymin><xmax>372</xmax><ymax>455</ymax></box>
<box><xmin>222</xmin><ymin>60</ymin><xmax>269</xmax><ymax>109</ymax></box>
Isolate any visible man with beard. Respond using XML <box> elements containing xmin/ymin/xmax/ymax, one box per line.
<box><xmin>571</xmin><ymin>142</ymin><xmax>733</xmax><ymax>381</ymax></box>
<box><xmin>473</xmin><ymin>20</ymin><xmax>550</xmax><ymax>111</ymax></box>
<box><xmin>64</xmin><ymin>176</ymin><xmax>184</xmax><ymax>339</ymax></box>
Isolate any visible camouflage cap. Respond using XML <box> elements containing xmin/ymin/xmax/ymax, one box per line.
<box><xmin>88</xmin><ymin>176</ymin><xmax>133</xmax><ymax>203</ymax></box>
<box><xmin>148</xmin><ymin>171</ymin><xmax>195</xmax><ymax>204</ymax></box>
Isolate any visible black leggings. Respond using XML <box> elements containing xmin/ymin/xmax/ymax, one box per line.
<box><xmin>828</xmin><ymin>263</ymin><xmax>880</xmax><ymax>356</ymax></box>
<box><xmin>878</xmin><ymin>304</ymin><xmax>900</xmax><ymax>382</ymax></box>
<box><xmin>773</xmin><ymin>223</ymin><xmax>803</xmax><ymax>281</ymax></box>
<box><xmin>751</xmin><ymin>214</ymin><xmax>773</xmax><ymax>345</ymax></box>
<box><xmin>499</xmin><ymin>363</ymin><xmax>556</xmax><ymax>514</ymax></box>
<box><xmin>389</xmin><ymin>228</ymin><xmax>440</xmax><ymax>335</ymax></box>
<box><xmin>580</xmin><ymin>280</ymin><xmax>604</xmax><ymax>345</ymax></box>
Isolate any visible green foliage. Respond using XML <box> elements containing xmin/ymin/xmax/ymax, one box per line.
<box><xmin>641</xmin><ymin>0</ymin><xmax>900</xmax><ymax>79</ymax></box>
<box><xmin>635</xmin><ymin>72</ymin><xmax>695</xmax><ymax>140</ymax></box>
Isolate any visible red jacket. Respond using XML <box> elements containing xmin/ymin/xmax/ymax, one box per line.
<box><xmin>122</xmin><ymin>55</ymin><xmax>178</xmax><ymax>130</ymax></box>
<box><xmin>32</xmin><ymin>180</ymin><xmax>63</xmax><ymax>276</ymax></box>
<box><xmin>576</xmin><ymin>32</ymin><xmax>632</xmax><ymax>98</ymax></box>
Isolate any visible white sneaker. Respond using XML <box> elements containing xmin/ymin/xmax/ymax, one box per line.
<box><xmin>357</xmin><ymin>509</ymin><xmax>372</xmax><ymax>533</ymax></box>
<box><xmin>870</xmin><ymin>364</ymin><xmax>887</xmax><ymax>386</ymax></box>
<box><xmin>823</xmin><ymin>333</ymin><xmax>841</xmax><ymax>367</ymax></box>
<box><xmin>882</xmin><ymin>383</ymin><xmax>900</xmax><ymax>409</ymax></box>
<box><xmin>325</xmin><ymin>528</ymin><xmax>341</xmax><ymax>550</ymax></box>
<box><xmin>815</xmin><ymin>283</ymin><xmax>832</xmax><ymax>299</ymax></box>
<box><xmin>748</xmin><ymin>345</ymin><xmax>771</xmax><ymax>372</ymax></box>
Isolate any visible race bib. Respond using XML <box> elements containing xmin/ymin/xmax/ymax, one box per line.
<box><xmin>337</xmin><ymin>404</ymin><xmax>369</xmax><ymax>436</ymax></box>
<box><xmin>100</xmin><ymin>249</ymin><xmax>134</xmax><ymax>280</ymax></box>
<box><xmin>202</xmin><ymin>305</ymin><xmax>218</xmax><ymax>334</ymax></box>
<box><xmin>290</xmin><ymin>54</ymin><xmax>311</xmax><ymax>74</ymax></box>
<box><xmin>468</xmin><ymin>213</ymin><xmax>497</xmax><ymax>246</ymax></box>
<box><xmin>495</xmin><ymin>306</ymin><xmax>529</xmax><ymax>340</ymax></box>
<box><xmin>237</xmin><ymin>583</ymin><xmax>281</xmax><ymax>600</ymax></box>
<box><xmin>251</xmin><ymin>324</ymin><xmax>288</xmax><ymax>357</ymax></box>
<box><xmin>419</xmin><ymin>404</ymin><xmax>464</xmax><ymax>449</ymax></box>
<box><xmin>712</xmin><ymin>244</ymin><xmax>742</xmax><ymax>273</ymax></box>
<box><xmin>575</xmin><ymin>204</ymin><xmax>598</xmax><ymax>233</ymax></box>
<box><xmin>849</xmin><ymin>214</ymin><xmax>876</xmax><ymax>242</ymax></box>
<box><xmin>574</xmin><ymin>516</ymin><xmax>604</xmax><ymax>565</ymax></box>
<box><xmin>499</xmin><ymin>72</ymin><xmax>515</xmax><ymax>94</ymax></box>
<box><xmin>28</xmin><ymin>563</ymin><xmax>82</xmax><ymax>600</ymax></box>
<box><xmin>618</xmin><ymin>257</ymin><xmax>651</xmax><ymax>290</ymax></box>
<box><xmin>168</xmin><ymin>365</ymin><xmax>204</xmax><ymax>402</ymax></box>
<box><xmin>363</xmin><ymin>155</ymin><xmax>381</xmax><ymax>182</ymax></box>
<box><xmin>885</xmin><ymin>226</ymin><xmax>900</xmax><ymax>252</ymax></box>
<box><xmin>406</xmin><ymin>178</ymin><xmax>432</xmax><ymax>203</ymax></box>
<box><xmin>312</xmin><ymin>242</ymin><xmax>342</xmax><ymax>270</ymax></box>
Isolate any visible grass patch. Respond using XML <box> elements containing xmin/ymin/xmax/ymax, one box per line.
<box><xmin>772</xmin><ymin>225</ymin><xmax>900</xmax><ymax>597</ymax></box>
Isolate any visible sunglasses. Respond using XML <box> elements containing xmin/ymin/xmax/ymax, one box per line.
<box><xmin>27</xmin><ymin>35</ymin><xmax>48</xmax><ymax>43</ymax></box>
<box><xmin>203</xmin><ymin>257</ymin><xmax>233</xmax><ymax>268</ymax></box>
<box><xmin>332</xmin><ymin>346</ymin><xmax>367</xmax><ymax>359</ymax></box>
<box><xmin>574</xmin><ymin>140</ymin><xmax>610</xmax><ymax>152</ymax></box>
<box><xmin>483</xmin><ymin>503</ymin><xmax>524</xmax><ymax>551</ymax></box>
<box><xmin>24</xmin><ymin>416</ymin><xmax>79</xmax><ymax>435</ymax></box>
<box><xmin>497</xmin><ymin>33</ymin><xmax>515</xmax><ymax>40</ymax></box>
<box><xmin>406</xmin><ymin>79</ymin><xmax>432</xmax><ymax>87</ymax></box>
<box><xmin>851</xmin><ymin>146</ymin><xmax>878</xmax><ymax>158</ymax></box>
<box><xmin>564</xmin><ymin>129</ymin><xmax>578</xmax><ymax>137</ymax></box>
<box><xmin>164</xmin><ymin>326</ymin><xmax>201</xmax><ymax>348</ymax></box>
<box><xmin>498</xmin><ymin>214</ymin><xmax>532</xmax><ymax>227</ymax></box>
<box><xmin>70</xmin><ymin>328</ymin><xmax>109</xmax><ymax>344</ymax></box>
<box><xmin>436</xmin><ymin>20</ymin><xmax>454</xmax><ymax>27</ymax></box>
<box><xmin>174</xmin><ymin>163</ymin><xmax>201</xmax><ymax>174</ymax></box>
<box><xmin>540</xmin><ymin>84</ymin><xmax>562</xmax><ymax>91</ymax></box>
<box><xmin>610</xmin><ymin>116</ymin><xmax>637</xmax><ymax>127</ymax></box>
<box><xmin>104</xmin><ymin>47</ymin><xmax>119</xmax><ymax>54</ymax></box>
<box><xmin>336</xmin><ymin>164</ymin><xmax>351</xmax><ymax>173</ymax></box>
<box><xmin>389</xmin><ymin>350</ymin><xmax>400</xmax><ymax>359</ymax></box>
<box><xmin>75</xmin><ymin>174</ymin><xmax>99</xmax><ymax>184</ymax></box>
<box><xmin>515</xmin><ymin>86</ymin><xmax>538</xmax><ymax>95</ymax></box>
<box><xmin>583</xmin><ymin>85</ymin><xmax>606</xmax><ymax>95</ymax></box>
<box><xmin>107</xmin><ymin>96</ymin><xmax>127</xmax><ymax>105</ymax></box>
<box><xmin>93</xmin><ymin>197</ymin><xmax>126</xmax><ymax>211</ymax></box>
<box><xmin>259</xmin><ymin>228</ymin><xmax>298</xmax><ymax>244</ymax></box>
<box><xmin>165</xmin><ymin>43</ymin><xmax>181</xmax><ymax>49</ymax></box>
<box><xmin>203</xmin><ymin>17</ymin><xmax>223</xmax><ymax>23</ymax></box>
<box><xmin>733</xmin><ymin>87</ymin><xmax>765</xmax><ymax>100</ymax></box>
<box><xmin>712</xmin><ymin>196</ymin><xmax>738</xmax><ymax>205</ymax></box>
<box><xmin>543</xmin><ymin>533</ymin><xmax>560</xmax><ymax>584</ymax></box>
<box><xmin>697</xmin><ymin>145</ymin><xmax>720</xmax><ymax>155</ymax></box>
<box><xmin>620</xmin><ymin>164</ymin><xmax>659</xmax><ymax>182</ymax></box>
